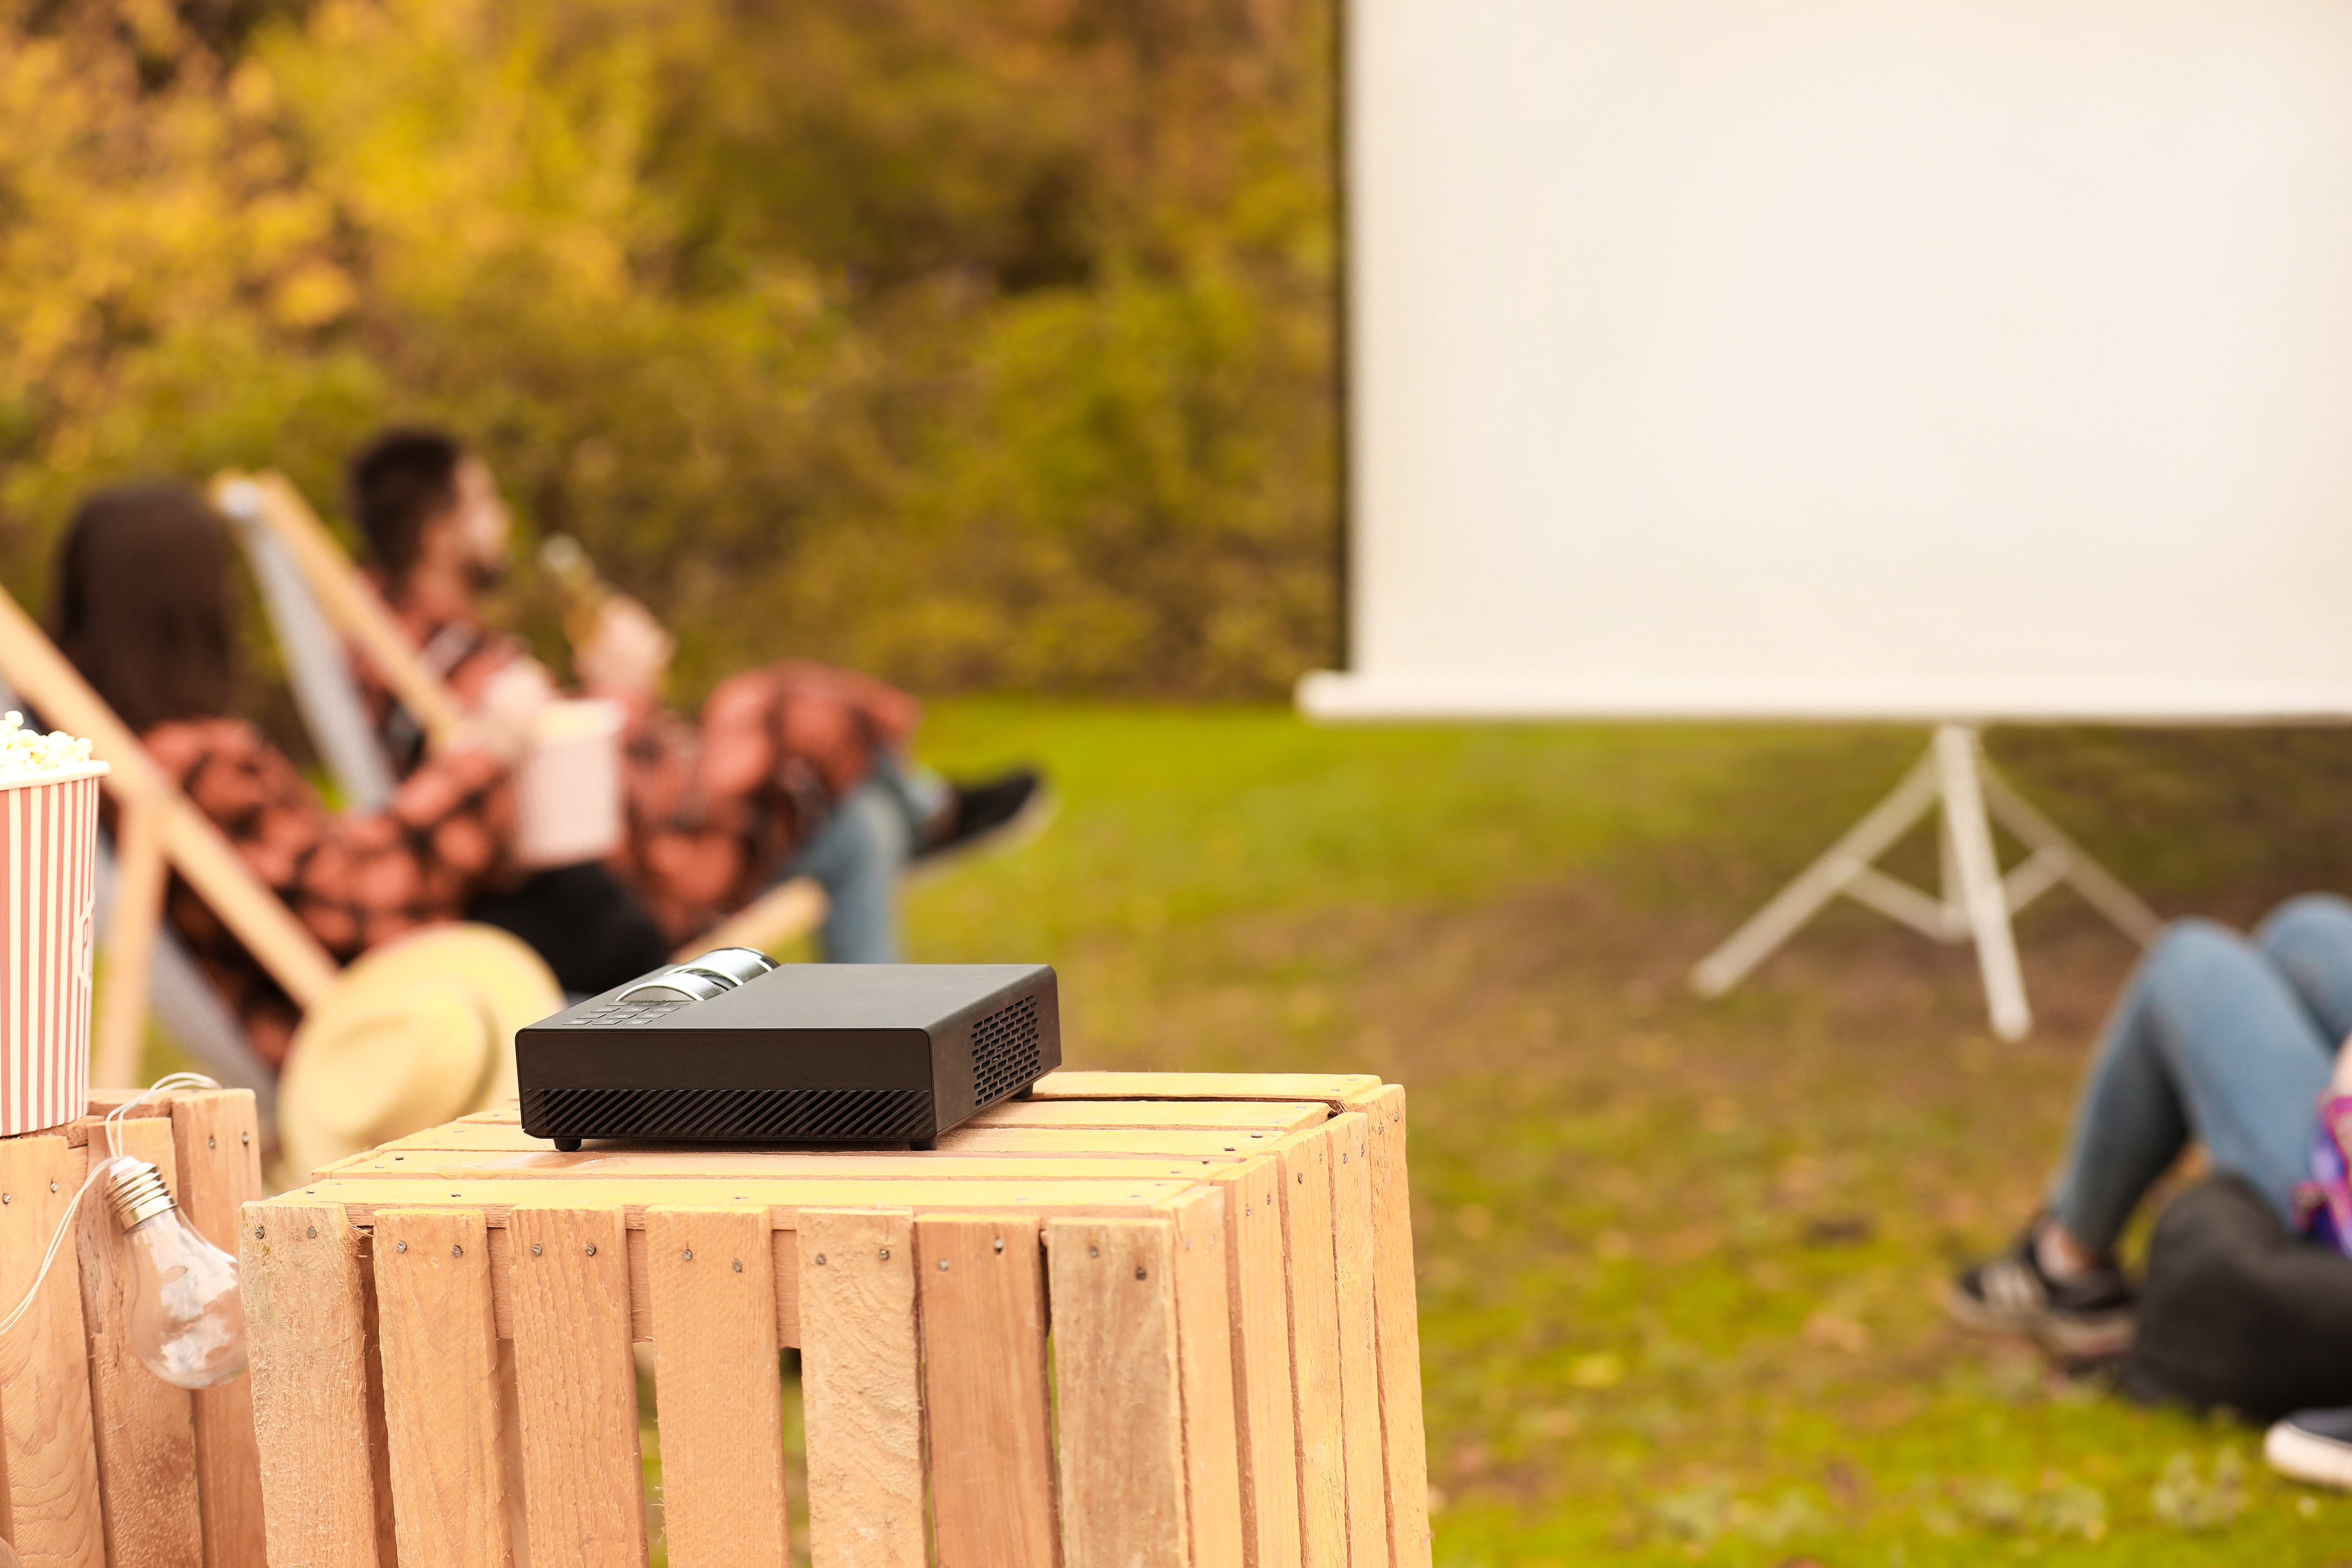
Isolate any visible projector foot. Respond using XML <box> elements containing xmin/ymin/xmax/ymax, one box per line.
<box><xmin>1012</xmin><ymin>1085</ymin><xmax>1035</xmax><ymax>1100</ymax></box>
<box><xmin>553</xmin><ymin>1137</ymin><xmax>582</xmax><ymax>1153</ymax></box>
<box><xmin>913</xmin><ymin>1137</ymin><xmax>939</xmax><ymax>1152</ymax></box>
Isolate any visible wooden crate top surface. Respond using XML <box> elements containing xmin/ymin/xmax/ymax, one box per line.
<box><xmin>262</xmin><ymin>1072</ymin><xmax>1395</xmax><ymax>1231</ymax></box>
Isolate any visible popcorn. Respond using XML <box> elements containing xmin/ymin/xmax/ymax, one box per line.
<box><xmin>0</xmin><ymin>712</ymin><xmax>95</xmax><ymax>780</ymax></box>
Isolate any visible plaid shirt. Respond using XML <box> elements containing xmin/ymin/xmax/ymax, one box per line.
<box><xmin>141</xmin><ymin>717</ymin><xmax>517</xmax><ymax>1067</ymax></box>
<box><xmin>353</xmin><ymin>596</ymin><xmax>919</xmax><ymax>943</ymax></box>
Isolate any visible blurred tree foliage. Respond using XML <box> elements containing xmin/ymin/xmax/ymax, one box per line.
<box><xmin>0</xmin><ymin>0</ymin><xmax>1337</xmax><ymax>698</ymax></box>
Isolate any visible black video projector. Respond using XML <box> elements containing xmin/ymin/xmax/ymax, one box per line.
<box><xmin>516</xmin><ymin>951</ymin><xmax>1060</xmax><ymax>1150</ymax></box>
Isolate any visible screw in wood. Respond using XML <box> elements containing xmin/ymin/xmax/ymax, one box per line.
<box><xmin>814</xmin><ymin>1254</ymin><xmax>827</xmax><ymax>1266</ymax></box>
<box><xmin>1136</xmin><ymin>1267</ymin><xmax>1147</xmax><ymax>1281</ymax></box>
<box><xmin>1088</xmin><ymin>1245</ymin><xmax>1099</xmax><ymax>1258</ymax></box>
<box><xmin>208</xmin><ymin>1136</ymin><xmax>216</xmax><ymax>1149</ymax></box>
<box><xmin>585</xmin><ymin>1243</ymin><xmax>597</xmax><ymax>1256</ymax></box>
<box><xmin>879</xmin><ymin>1247</ymin><xmax>890</xmax><ymax>1261</ymax></box>
<box><xmin>396</xmin><ymin>1241</ymin><xmax>407</xmax><ymax>1253</ymax></box>
<box><xmin>993</xmin><ymin>1238</ymin><xmax>1004</xmax><ymax>1253</ymax></box>
<box><xmin>1297</xmin><ymin>1171</ymin><xmax>1305</xmax><ymax>1184</ymax></box>
<box><xmin>682</xmin><ymin>1250</ymin><xmax>693</xmax><ymax>1261</ymax></box>
<box><xmin>939</xmin><ymin>1259</ymin><xmax>950</xmax><ymax>1270</ymax></box>
<box><xmin>732</xmin><ymin>1260</ymin><xmax>743</xmax><ymax>1272</ymax></box>
<box><xmin>242</xmin><ymin>1131</ymin><xmax>251</xmax><ymax>1146</ymax></box>
<box><xmin>307</xmin><ymin>1226</ymin><xmax>317</xmax><ymax>1239</ymax></box>
<box><xmin>253</xmin><ymin>1226</ymin><xmax>264</xmax><ymax>1240</ymax></box>
<box><xmin>531</xmin><ymin>1243</ymin><xmax>543</xmax><ymax>1256</ymax></box>
<box><xmin>48</xmin><ymin>1181</ymin><xmax>57</xmax><ymax>1193</ymax></box>
<box><xmin>452</xmin><ymin>1245</ymin><xmax>463</xmax><ymax>1258</ymax></box>
<box><xmin>2</xmin><ymin>1194</ymin><xmax>11</xmax><ymax>1205</ymax></box>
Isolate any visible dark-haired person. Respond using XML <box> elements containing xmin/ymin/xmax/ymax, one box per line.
<box><xmin>47</xmin><ymin>484</ymin><xmax>670</xmax><ymax>1064</ymax></box>
<box><xmin>340</xmin><ymin>428</ymin><xmax>1044</xmax><ymax>961</ymax></box>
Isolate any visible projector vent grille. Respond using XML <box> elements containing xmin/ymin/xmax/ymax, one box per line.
<box><xmin>970</xmin><ymin>993</ymin><xmax>1041</xmax><ymax>1106</ymax></box>
<box><xmin>522</xmin><ymin>1086</ymin><xmax>935</xmax><ymax>1144</ymax></box>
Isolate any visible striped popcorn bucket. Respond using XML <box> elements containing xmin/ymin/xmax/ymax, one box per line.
<box><xmin>0</xmin><ymin>762</ymin><xmax>107</xmax><ymax>1137</ymax></box>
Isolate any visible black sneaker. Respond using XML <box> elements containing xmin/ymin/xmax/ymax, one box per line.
<box><xmin>914</xmin><ymin>769</ymin><xmax>1052</xmax><ymax>868</ymax></box>
<box><xmin>1948</xmin><ymin>1224</ymin><xmax>2135</xmax><ymax>1361</ymax></box>
<box><xmin>2267</xmin><ymin>1409</ymin><xmax>2352</xmax><ymax>1489</ymax></box>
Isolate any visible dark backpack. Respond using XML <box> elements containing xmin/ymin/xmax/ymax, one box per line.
<box><xmin>2123</xmin><ymin>1172</ymin><xmax>2352</xmax><ymax>1423</ymax></box>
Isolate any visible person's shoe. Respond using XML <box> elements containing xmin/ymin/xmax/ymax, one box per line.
<box><xmin>1948</xmin><ymin>1224</ymin><xmax>2136</xmax><ymax>1361</ymax></box>
<box><xmin>915</xmin><ymin>769</ymin><xmax>1052</xmax><ymax>868</ymax></box>
<box><xmin>2267</xmin><ymin>1409</ymin><xmax>2352</xmax><ymax>1489</ymax></box>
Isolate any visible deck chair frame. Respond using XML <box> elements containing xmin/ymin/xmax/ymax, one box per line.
<box><xmin>208</xmin><ymin>471</ymin><xmax>827</xmax><ymax>959</ymax></box>
<box><xmin>0</xmin><ymin>583</ymin><xmax>339</xmax><ymax>1092</ymax></box>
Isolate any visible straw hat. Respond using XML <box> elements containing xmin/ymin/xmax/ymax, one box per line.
<box><xmin>278</xmin><ymin>923</ymin><xmax>562</xmax><ymax>1179</ymax></box>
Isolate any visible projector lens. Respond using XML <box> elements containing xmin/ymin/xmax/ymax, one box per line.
<box><xmin>687</xmin><ymin>947</ymin><xmax>778</xmax><ymax>987</ymax></box>
<box><xmin>618</xmin><ymin>969</ymin><xmax>731</xmax><ymax>1003</ymax></box>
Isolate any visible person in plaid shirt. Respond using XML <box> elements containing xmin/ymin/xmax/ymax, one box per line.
<box><xmin>48</xmin><ymin>484</ymin><xmax>560</xmax><ymax>1066</ymax></box>
<box><xmin>342</xmin><ymin>430</ymin><xmax>1046</xmax><ymax>958</ymax></box>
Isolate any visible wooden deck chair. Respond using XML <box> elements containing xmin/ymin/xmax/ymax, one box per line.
<box><xmin>207</xmin><ymin>470</ymin><xmax>827</xmax><ymax>962</ymax></box>
<box><xmin>0</xmin><ymin>582</ymin><xmax>342</xmax><ymax>1095</ymax></box>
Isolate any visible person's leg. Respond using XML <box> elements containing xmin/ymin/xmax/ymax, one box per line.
<box><xmin>775</xmin><ymin>780</ymin><xmax>912</xmax><ymax>963</ymax></box>
<box><xmin>869</xmin><ymin>750</ymin><xmax>952</xmax><ymax>843</ymax></box>
<box><xmin>2257</xmin><ymin>893</ymin><xmax>2352</xmax><ymax>1052</ymax></box>
<box><xmin>2049</xmin><ymin>918</ymin><xmax>2334</xmax><ymax>1250</ymax></box>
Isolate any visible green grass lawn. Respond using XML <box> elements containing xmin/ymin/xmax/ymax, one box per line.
<box><xmin>884</xmin><ymin>702</ymin><xmax>2352</xmax><ymax>1566</ymax></box>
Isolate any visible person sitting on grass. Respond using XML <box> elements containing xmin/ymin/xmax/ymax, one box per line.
<box><xmin>340</xmin><ymin>427</ymin><xmax>1045</xmax><ymax>962</ymax></box>
<box><xmin>1950</xmin><ymin>895</ymin><xmax>2352</xmax><ymax>1361</ymax></box>
<box><xmin>46</xmin><ymin>483</ymin><xmax>681</xmax><ymax>1063</ymax></box>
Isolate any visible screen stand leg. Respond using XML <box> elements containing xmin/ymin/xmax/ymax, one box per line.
<box><xmin>1689</xmin><ymin>724</ymin><xmax>2161</xmax><ymax>1040</ymax></box>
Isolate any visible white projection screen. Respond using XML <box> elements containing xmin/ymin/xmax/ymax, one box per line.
<box><xmin>1300</xmin><ymin>0</ymin><xmax>2352</xmax><ymax>722</ymax></box>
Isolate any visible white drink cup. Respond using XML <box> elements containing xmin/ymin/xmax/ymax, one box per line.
<box><xmin>512</xmin><ymin>699</ymin><xmax>625</xmax><ymax>869</ymax></box>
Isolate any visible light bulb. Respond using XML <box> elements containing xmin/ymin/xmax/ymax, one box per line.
<box><xmin>103</xmin><ymin>1158</ymin><xmax>246</xmax><ymax>1390</ymax></box>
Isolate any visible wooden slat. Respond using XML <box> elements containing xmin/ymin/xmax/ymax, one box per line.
<box><xmin>214</xmin><ymin>471</ymin><xmax>466</xmax><ymax>745</ymax></box>
<box><xmin>168</xmin><ymin>1089</ymin><xmax>268</xmax><ymax>1568</ymax></box>
<box><xmin>240</xmin><ymin>1200</ymin><xmax>382</xmax><ymax>1568</ymax></box>
<box><xmin>797</xmin><ymin>1210</ymin><xmax>926</xmax><ymax>1568</ymax></box>
<box><xmin>1329</xmin><ymin>1112</ymin><xmax>1386</xmax><ymax>1566</ymax></box>
<box><xmin>1034</xmin><ymin>1071</ymin><xmax>1384</xmax><ymax>1108</ymax></box>
<box><xmin>270</xmin><ymin>1174</ymin><xmax>1186</xmax><ymax>1230</ymax></box>
<box><xmin>1168</xmin><ymin>1186</ymin><xmax>1246</xmax><ymax>1568</ymax></box>
<box><xmin>372</xmin><ymin>1209</ymin><xmax>513</xmax><ymax>1568</ymax></box>
<box><xmin>1049</xmin><ymin>1216</ymin><xmax>1189</xmax><ymax>1568</ymax></box>
<box><xmin>681</xmin><ymin>876</ymin><xmax>827</xmax><ymax>962</ymax></box>
<box><xmin>323</xmin><ymin>1149</ymin><xmax>1240</xmax><ymax>1183</ymax></box>
<box><xmin>1280</xmin><ymin>1121</ymin><xmax>1347</xmax><ymax>1568</ymax></box>
<box><xmin>72</xmin><ymin>1117</ymin><xmax>201</xmax><ymax>1568</ymax></box>
<box><xmin>0</xmin><ymin>1136</ymin><xmax>106</xmax><ymax>1568</ymax></box>
<box><xmin>969</xmin><ymin>1099</ymin><xmax>1329</xmax><ymax>1133</ymax></box>
<box><xmin>1360</xmin><ymin>1086</ymin><xmax>1433</xmax><ymax>1568</ymax></box>
<box><xmin>506</xmin><ymin>1207</ymin><xmax>645</xmax><ymax>1568</ymax></box>
<box><xmin>917</xmin><ymin>1215</ymin><xmax>1056</xmax><ymax>1568</ymax></box>
<box><xmin>92</xmin><ymin>797</ymin><xmax>166</xmax><ymax>1090</ymax></box>
<box><xmin>645</xmin><ymin>1207</ymin><xmax>791</xmax><ymax>1567</ymax></box>
<box><xmin>1206</xmin><ymin>1158</ymin><xmax>1299</xmax><ymax>1568</ymax></box>
<box><xmin>368</xmin><ymin>1120</ymin><xmax>1296</xmax><ymax>1159</ymax></box>
<box><xmin>489</xmin><ymin>1216</ymin><xmax>803</xmax><ymax>1350</ymax></box>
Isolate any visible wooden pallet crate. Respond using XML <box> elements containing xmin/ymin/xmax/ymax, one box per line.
<box><xmin>0</xmin><ymin>1089</ymin><xmax>268</xmax><ymax>1567</ymax></box>
<box><xmin>239</xmin><ymin>1071</ymin><xmax>1433</xmax><ymax>1568</ymax></box>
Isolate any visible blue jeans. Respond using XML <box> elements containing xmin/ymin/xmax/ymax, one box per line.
<box><xmin>2049</xmin><ymin>895</ymin><xmax>2352</xmax><ymax>1251</ymax></box>
<box><xmin>771</xmin><ymin>755</ymin><xmax>946</xmax><ymax>963</ymax></box>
